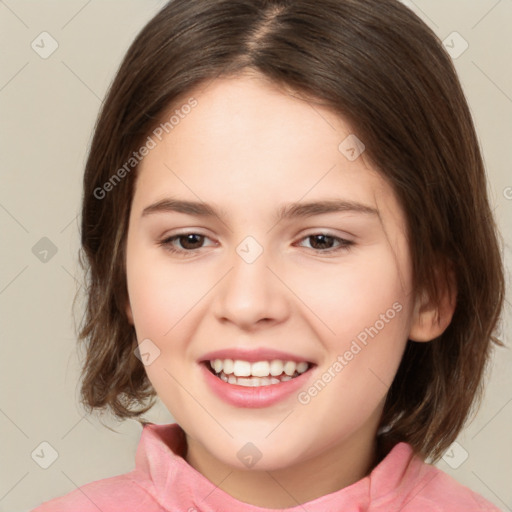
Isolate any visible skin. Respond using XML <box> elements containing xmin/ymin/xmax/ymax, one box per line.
<box><xmin>124</xmin><ymin>71</ymin><xmax>455</xmax><ymax>508</ymax></box>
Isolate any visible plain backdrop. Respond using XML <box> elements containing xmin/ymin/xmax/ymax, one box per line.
<box><xmin>1</xmin><ymin>1</ymin><xmax>511</xmax><ymax>511</ymax></box>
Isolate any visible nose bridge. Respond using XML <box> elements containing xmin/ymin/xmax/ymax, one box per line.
<box><xmin>214</xmin><ymin>236</ymin><xmax>288</xmax><ymax>327</ymax></box>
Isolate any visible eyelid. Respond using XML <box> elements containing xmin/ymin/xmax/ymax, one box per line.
<box><xmin>296</xmin><ymin>227</ymin><xmax>356</xmax><ymax>245</ymax></box>
<box><xmin>159</xmin><ymin>230</ymin><xmax>217</xmax><ymax>246</ymax></box>
<box><xmin>159</xmin><ymin>228</ymin><xmax>215</xmax><ymax>241</ymax></box>
<box><xmin>294</xmin><ymin>232</ymin><xmax>354</xmax><ymax>252</ymax></box>
<box><xmin>158</xmin><ymin>228</ymin><xmax>353</xmax><ymax>244</ymax></box>
<box><xmin>157</xmin><ymin>230</ymin><xmax>217</xmax><ymax>256</ymax></box>
<box><xmin>158</xmin><ymin>229</ymin><xmax>355</xmax><ymax>257</ymax></box>
<box><xmin>299</xmin><ymin>227</ymin><xmax>354</xmax><ymax>239</ymax></box>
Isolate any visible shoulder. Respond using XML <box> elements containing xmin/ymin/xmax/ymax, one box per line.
<box><xmin>30</xmin><ymin>470</ymin><xmax>163</xmax><ymax>512</ymax></box>
<box><xmin>389</xmin><ymin>455</ymin><xmax>503</xmax><ymax>511</ymax></box>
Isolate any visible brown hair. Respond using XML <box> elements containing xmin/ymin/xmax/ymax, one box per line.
<box><xmin>76</xmin><ymin>0</ymin><xmax>505</xmax><ymax>462</ymax></box>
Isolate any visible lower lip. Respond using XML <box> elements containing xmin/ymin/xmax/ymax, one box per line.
<box><xmin>200</xmin><ymin>362</ymin><xmax>315</xmax><ymax>408</ymax></box>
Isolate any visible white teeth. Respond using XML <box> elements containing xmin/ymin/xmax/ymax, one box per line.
<box><xmin>233</xmin><ymin>360</ymin><xmax>251</xmax><ymax>377</ymax></box>
<box><xmin>296</xmin><ymin>361</ymin><xmax>308</xmax><ymax>373</ymax></box>
<box><xmin>269</xmin><ymin>360</ymin><xmax>284</xmax><ymax>376</ymax></box>
<box><xmin>251</xmin><ymin>361</ymin><xmax>270</xmax><ymax>377</ymax></box>
<box><xmin>208</xmin><ymin>358</ymin><xmax>311</xmax><ymax>382</ymax></box>
<box><xmin>223</xmin><ymin>359</ymin><xmax>234</xmax><ymax>374</ymax></box>
<box><xmin>283</xmin><ymin>361</ymin><xmax>296</xmax><ymax>376</ymax></box>
<box><xmin>216</xmin><ymin>371</ymin><xmax>288</xmax><ymax>387</ymax></box>
<box><xmin>213</xmin><ymin>359</ymin><xmax>223</xmax><ymax>373</ymax></box>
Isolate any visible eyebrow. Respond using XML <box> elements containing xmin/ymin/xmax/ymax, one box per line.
<box><xmin>142</xmin><ymin>197</ymin><xmax>379</xmax><ymax>223</ymax></box>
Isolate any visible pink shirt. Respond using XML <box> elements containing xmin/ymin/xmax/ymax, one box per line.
<box><xmin>32</xmin><ymin>422</ymin><xmax>502</xmax><ymax>511</ymax></box>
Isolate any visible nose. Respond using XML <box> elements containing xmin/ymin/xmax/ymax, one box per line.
<box><xmin>212</xmin><ymin>243</ymin><xmax>290</xmax><ymax>330</ymax></box>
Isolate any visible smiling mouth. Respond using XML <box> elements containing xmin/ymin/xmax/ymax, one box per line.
<box><xmin>201</xmin><ymin>360</ymin><xmax>316</xmax><ymax>387</ymax></box>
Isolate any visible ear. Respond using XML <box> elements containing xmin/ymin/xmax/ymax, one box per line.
<box><xmin>125</xmin><ymin>299</ymin><xmax>134</xmax><ymax>325</ymax></box>
<box><xmin>409</xmin><ymin>264</ymin><xmax>457</xmax><ymax>342</ymax></box>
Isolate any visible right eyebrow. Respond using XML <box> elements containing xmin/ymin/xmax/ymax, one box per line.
<box><xmin>142</xmin><ymin>198</ymin><xmax>227</xmax><ymax>219</ymax></box>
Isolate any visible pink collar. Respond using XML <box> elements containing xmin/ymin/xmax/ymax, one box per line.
<box><xmin>133</xmin><ymin>422</ymin><xmax>418</xmax><ymax>512</ymax></box>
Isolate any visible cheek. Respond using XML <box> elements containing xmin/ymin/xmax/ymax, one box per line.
<box><xmin>296</xmin><ymin>247</ymin><xmax>411</xmax><ymax>337</ymax></box>
<box><xmin>126</xmin><ymin>244</ymin><xmax>205</xmax><ymax>338</ymax></box>
<box><xmin>305</xmin><ymin>247</ymin><xmax>412</xmax><ymax>407</ymax></box>
<box><xmin>125</xmin><ymin>247</ymin><xmax>202</xmax><ymax>399</ymax></box>
<box><xmin>297</xmin><ymin>246</ymin><xmax>412</xmax><ymax>392</ymax></box>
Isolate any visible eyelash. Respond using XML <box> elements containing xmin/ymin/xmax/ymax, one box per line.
<box><xmin>157</xmin><ymin>232</ymin><xmax>354</xmax><ymax>257</ymax></box>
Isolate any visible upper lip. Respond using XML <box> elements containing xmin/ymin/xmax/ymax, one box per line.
<box><xmin>199</xmin><ymin>347</ymin><xmax>315</xmax><ymax>364</ymax></box>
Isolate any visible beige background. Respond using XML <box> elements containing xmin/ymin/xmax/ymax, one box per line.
<box><xmin>1</xmin><ymin>1</ymin><xmax>511</xmax><ymax>511</ymax></box>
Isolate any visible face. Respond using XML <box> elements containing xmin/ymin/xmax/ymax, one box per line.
<box><xmin>125</xmin><ymin>72</ymin><xmax>417</xmax><ymax>472</ymax></box>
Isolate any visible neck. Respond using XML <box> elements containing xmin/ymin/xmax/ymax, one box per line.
<box><xmin>184</xmin><ymin>419</ymin><xmax>380</xmax><ymax>509</ymax></box>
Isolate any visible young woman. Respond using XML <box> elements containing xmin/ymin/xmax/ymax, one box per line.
<box><xmin>33</xmin><ymin>0</ymin><xmax>505</xmax><ymax>510</ymax></box>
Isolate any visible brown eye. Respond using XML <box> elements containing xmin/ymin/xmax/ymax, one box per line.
<box><xmin>159</xmin><ymin>232</ymin><xmax>215</xmax><ymax>255</ymax></box>
<box><xmin>297</xmin><ymin>233</ymin><xmax>354</xmax><ymax>253</ymax></box>
<box><xmin>174</xmin><ymin>233</ymin><xmax>205</xmax><ymax>250</ymax></box>
<box><xmin>308</xmin><ymin>234</ymin><xmax>336</xmax><ymax>250</ymax></box>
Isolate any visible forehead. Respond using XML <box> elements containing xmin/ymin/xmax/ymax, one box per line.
<box><xmin>132</xmin><ymin>74</ymin><xmax>405</xmax><ymax>233</ymax></box>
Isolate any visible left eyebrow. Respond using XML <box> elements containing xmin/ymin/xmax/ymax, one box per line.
<box><xmin>276</xmin><ymin>199</ymin><xmax>379</xmax><ymax>220</ymax></box>
<box><xmin>141</xmin><ymin>197</ymin><xmax>379</xmax><ymax>222</ymax></box>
